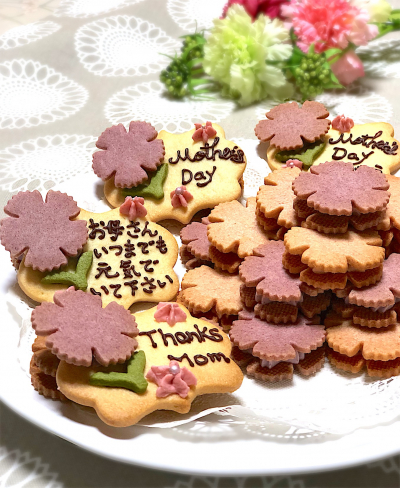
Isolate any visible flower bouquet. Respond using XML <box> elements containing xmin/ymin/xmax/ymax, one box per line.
<box><xmin>160</xmin><ymin>0</ymin><xmax>400</xmax><ymax>106</ymax></box>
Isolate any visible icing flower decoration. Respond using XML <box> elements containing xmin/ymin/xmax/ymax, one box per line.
<box><xmin>0</xmin><ymin>190</ymin><xmax>88</xmax><ymax>272</ymax></box>
<box><xmin>120</xmin><ymin>196</ymin><xmax>147</xmax><ymax>220</ymax></box>
<box><xmin>192</xmin><ymin>121</ymin><xmax>217</xmax><ymax>144</ymax></box>
<box><xmin>170</xmin><ymin>186</ymin><xmax>193</xmax><ymax>208</ymax></box>
<box><xmin>146</xmin><ymin>361</ymin><xmax>197</xmax><ymax>398</ymax></box>
<box><xmin>331</xmin><ymin>114</ymin><xmax>355</xmax><ymax>133</ymax></box>
<box><xmin>154</xmin><ymin>302</ymin><xmax>187</xmax><ymax>326</ymax></box>
<box><xmin>282</xmin><ymin>159</ymin><xmax>303</xmax><ymax>169</ymax></box>
<box><xmin>255</xmin><ymin>101</ymin><xmax>330</xmax><ymax>151</ymax></box>
<box><xmin>31</xmin><ymin>287</ymin><xmax>138</xmax><ymax>367</ymax></box>
<box><xmin>93</xmin><ymin>121</ymin><xmax>165</xmax><ymax>188</ymax></box>
<box><xmin>281</xmin><ymin>0</ymin><xmax>378</xmax><ymax>54</ymax></box>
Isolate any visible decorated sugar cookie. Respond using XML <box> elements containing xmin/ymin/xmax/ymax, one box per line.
<box><xmin>95</xmin><ymin>121</ymin><xmax>246</xmax><ymax>223</ymax></box>
<box><xmin>1</xmin><ymin>190</ymin><xmax>179</xmax><ymax>307</ymax></box>
<box><xmin>266</xmin><ymin>122</ymin><xmax>400</xmax><ymax>174</ymax></box>
<box><xmin>56</xmin><ymin>302</ymin><xmax>243</xmax><ymax>427</ymax></box>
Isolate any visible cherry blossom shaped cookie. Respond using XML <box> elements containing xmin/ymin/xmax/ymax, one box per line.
<box><xmin>32</xmin><ymin>288</ymin><xmax>138</xmax><ymax>367</ymax></box>
<box><xmin>0</xmin><ymin>190</ymin><xmax>88</xmax><ymax>272</ymax></box>
<box><xmin>180</xmin><ymin>217</ymin><xmax>213</xmax><ymax>270</ymax></box>
<box><xmin>180</xmin><ymin>265</ymin><xmax>243</xmax><ymax>318</ymax></box>
<box><xmin>256</xmin><ymin>168</ymin><xmax>302</xmax><ymax>230</ymax></box>
<box><xmin>230</xmin><ymin>310</ymin><xmax>325</xmax><ymax>361</ymax></box>
<box><xmin>348</xmin><ymin>253</ymin><xmax>400</xmax><ymax>309</ymax></box>
<box><xmin>255</xmin><ymin>101</ymin><xmax>330</xmax><ymax>151</ymax></box>
<box><xmin>326</xmin><ymin>316</ymin><xmax>400</xmax><ymax>362</ymax></box>
<box><xmin>56</xmin><ymin>304</ymin><xmax>243</xmax><ymax>427</ymax></box>
<box><xmin>207</xmin><ymin>198</ymin><xmax>272</xmax><ymax>258</ymax></box>
<box><xmin>17</xmin><ymin>207</ymin><xmax>179</xmax><ymax>308</ymax></box>
<box><xmin>284</xmin><ymin>227</ymin><xmax>384</xmax><ymax>273</ymax></box>
<box><xmin>93</xmin><ymin>121</ymin><xmax>165</xmax><ymax>188</ymax></box>
<box><xmin>239</xmin><ymin>241</ymin><xmax>302</xmax><ymax>303</ymax></box>
<box><xmin>103</xmin><ymin>123</ymin><xmax>246</xmax><ymax>223</ymax></box>
<box><xmin>293</xmin><ymin>161</ymin><xmax>390</xmax><ymax>216</ymax></box>
<box><xmin>267</xmin><ymin>122</ymin><xmax>400</xmax><ymax>174</ymax></box>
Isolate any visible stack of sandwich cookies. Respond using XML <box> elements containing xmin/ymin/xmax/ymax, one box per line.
<box><xmin>230</xmin><ymin>310</ymin><xmax>326</xmax><ymax>382</ymax></box>
<box><xmin>256</xmin><ymin>167</ymin><xmax>302</xmax><ymax>239</ymax></box>
<box><xmin>239</xmin><ymin>241</ymin><xmax>330</xmax><ymax>324</ymax></box>
<box><xmin>177</xmin><ymin>265</ymin><xmax>243</xmax><ymax>332</ymax></box>
<box><xmin>292</xmin><ymin>161</ymin><xmax>391</xmax><ymax>234</ymax></box>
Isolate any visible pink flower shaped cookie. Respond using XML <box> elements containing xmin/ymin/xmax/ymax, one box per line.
<box><xmin>255</xmin><ymin>101</ymin><xmax>330</xmax><ymax>151</ymax></box>
<box><xmin>293</xmin><ymin>161</ymin><xmax>390</xmax><ymax>216</ymax></box>
<box><xmin>170</xmin><ymin>186</ymin><xmax>193</xmax><ymax>208</ymax></box>
<box><xmin>0</xmin><ymin>190</ymin><xmax>88</xmax><ymax>272</ymax></box>
<box><xmin>119</xmin><ymin>196</ymin><xmax>147</xmax><ymax>220</ymax></box>
<box><xmin>192</xmin><ymin>121</ymin><xmax>217</xmax><ymax>144</ymax></box>
<box><xmin>31</xmin><ymin>288</ymin><xmax>138</xmax><ymax>367</ymax></box>
<box><xmin>93</xmin><ymin>121</ymin><xmax>165</xmax><ymax>188</ymax></box>
<box><xmin>154</xmin><ymin>302</ymin><xmax>187</xmax><ymax>326</ymax></box>
<box><xmin>146</xmin><ymin>360</ymin><xmax>197</xmax><ymax>398</ymax></box>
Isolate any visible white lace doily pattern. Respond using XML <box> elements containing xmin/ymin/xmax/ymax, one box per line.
<box><xmin>358</xmin><ymin>38</ymin><xmax>400</xmax><ymax>79</ymax></box>
<box><xmin>104</xmin><ymin>81</ymin><xmax>235</xmax><ymax>132</ymax></box>
<box><xmin>53</xmin><ymin>0</ymin><xmax>146</xmax><ymax>18</ymax></box>
<box><xmin>75</xmin><ymin>16</ymin><xmax>180</xmax><ymax>77</ymax></box>
<box><xmin>0</xmin><ymin>135</ymin><xmax>97</xmax><ymax>193</ymax></box>
<box><xmin>0</xmin><ymin>59</ymin><xmax>88</xmax><ymax>129</ymax></box>
<box><xmin>0</xmin><ymin>447</ymin><xmax>62</xmax><ymax>488</ymax></box>
<box><xmin>167</xmin><ymin>0</ymin><xmax>227</xmax><ymax>32</ymax></box>
<box><xmin>0</xmin><ymin>21</ymin><xmax>61</xmax><ymax>51</ymax></box>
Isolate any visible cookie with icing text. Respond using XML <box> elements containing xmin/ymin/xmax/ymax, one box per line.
<box><xmin>56</xmin><ymin>303</ymin><xmax>243</xmax><ymax>427</ymax></box>
<box><xmin>100</xmin><ymin>122</ymin><xmax>246</xmax><ymax>223</ymax></box>
<box><xmin>267</xmin><ymin>122</ymin><xmax>400</xmax><ymax>174</ymax></box>
<box><xmin>14</xmin><ymin>194</ymin><xmax>179</xmax><ymax>308</ymax></box>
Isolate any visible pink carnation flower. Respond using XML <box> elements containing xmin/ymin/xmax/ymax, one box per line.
<box><xmin>331</xmin><ymin>50</ymin><xmax>365</xmax><ymax>86</ymax></box>
<box><xmin>281</xmin><ymin>0</ymin><xmax>378</xmax><ymax>54</ymax></box>
<box><xmin>222</xmin><ymin>0</ymin><xmax>289</xmax><ymax>20</ymax></box>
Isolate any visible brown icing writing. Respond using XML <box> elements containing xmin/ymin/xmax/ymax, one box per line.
<box><xmin>182</xmin><ymin>166</ymin><xmax>216</xmax><ymax>187</ymax></box>
<box><xmin>167</xmin><ymin>352</ymin><xmax>230</xmax><ymax>368</ymax></box>
<box><xmin>168</xmin><ymin>138</ymin><xmax>245</xmax><ymax>164</ymax></box>
<box><xmin>140</xmin><ymin>325</ymin><xmax>223</xmax><ymax>349</ymax></box>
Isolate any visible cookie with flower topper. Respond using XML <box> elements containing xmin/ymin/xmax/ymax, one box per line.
<box><xmin>50</xmin><ymin>295</ymin><xmax>243</xmax><ymax>427</ymax></box>
<box><xmin>258</xmin><ymin>101</ymin><xmax>400</xmax><ymax>174</ymax></box>
<box><xmin>1</xmin><ymin>190</ymin><xmax>179</xmax><ymax>308</ymax></box>
<box><xmin>93</xmin><ymin>120</ymin><xmax>246</xmax><ymax>224</ymax></box>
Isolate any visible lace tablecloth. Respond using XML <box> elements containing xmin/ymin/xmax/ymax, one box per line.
<box><xmin>0</xmin><ymin>0</ymin><xmax>400</xmax><ymax>487</ymax></box>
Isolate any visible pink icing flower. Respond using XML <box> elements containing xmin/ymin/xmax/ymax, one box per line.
<box><xmin>154</xmin><ymin>302</ymin><xmax>187</xmax><ymax>326</ymax></box>
<box><xmin>331</xmin><ymin>50</ymin><xmax>365</xmax><ymax>86</ymax></box>
<box><xmin>281</xmin><ymin>0</ymin><xmax>378</xmax><ymax>54</ymax></box>
<box><xmin>146</xmin><ymin>361</ymin><xmax>197</xmax><ymax>398</ymax></box>
<box><xmin>192</xmin><ymin>121</ymin><xmax>217</xmax><ymax>144</ymax></box>
<box><xmin>282</xmin><ymin>159</ymin><xmax>303</xmax><ymax>169</ymax></box>
<box><xmin>331</xmin><ymin>114</ymin><xmax>355</xmax><ymax>133</ymax></box>
<box><xmin>222</xmin><ymin>0</ymin><xmax>288</xmax><ymax>20</ymax></box>
<box><xmin>120</xmin><ymin>196</ymin><xmax>147</xmax><ymax>220</ymax></box>
<box><xmin>170</xmin><ymin>186</ymin><xmax>193</xmax><ymax>208</ymax></box>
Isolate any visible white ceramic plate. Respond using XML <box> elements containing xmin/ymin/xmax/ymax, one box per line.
<box><xmin>1</xmin><ymin>174</ymin><xmax>400</xmax><ymax>476</ymax></box>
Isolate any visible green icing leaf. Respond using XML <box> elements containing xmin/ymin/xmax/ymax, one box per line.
<box><xmin>89</xmin><ymin>350</ymin><xmax>148</xmax><ymax>394</ymax></box>
<box><xmin>41</xmin><ymin>251</ymin><xmax>93</xmax><ymax>290</ymax></box>
<box><xmin>275</xmin><ymin>139</ymin><xmax>326</xmax><ymax>169</ymax></box>
<box><xmin>122</xmin><ymin>163</ymin><xmax>168</xmax><ymax>200</ymax></box>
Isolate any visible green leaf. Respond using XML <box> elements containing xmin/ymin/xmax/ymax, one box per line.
<box><xmin>275</xmin><ymin>140</ymin><xmax>326</xmax><ymax>168</ymax></box>
<box><xmin>122</xmin><ymin>163</ymin><xmax>168</xmax><ymax>200</ymax></box>
<box><xmin>390</xmin><ymin>9</ymin><xmax>400</xmax><ymax>22</ymax></box>
<box><xmin>41</xmin><ymin>251</ymin><xmax>93</xmax><ymax>291</ymax></box>
<box><xmin>89</xmin><ymin>350</ymin><xmax>148</xmax><ymax>394</ymax></box>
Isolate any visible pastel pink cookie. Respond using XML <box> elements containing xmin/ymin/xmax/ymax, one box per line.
<box><xmin>154</xmin><ymin>302</ymin><xmax>187</xmax><ymax>326</ymax></box>
<box><xmin>146</xmin><ymin>360</ymin><xmax>197</xmax><ymax>398</ymax></box>
<box><xmin>31</xmin><ymin>288</ymin><xmax>138</xmax><ymax>367</ymax></box>
<box><xmin>0</xmin><ymin>190</ymin><xmax>88</xmax><ymax>272</ymax></box>
<box><xmin>93</xmin><ymin>121</ymin><xmax>165</xmax><ymax>188</ymax></box>
<box><xmin>120</xmin><ymin>196</ymin><xmax>147</xmax><ymax>220</ymax></box>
